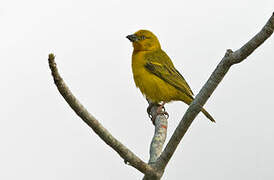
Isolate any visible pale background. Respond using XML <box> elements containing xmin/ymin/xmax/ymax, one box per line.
<box><xmin>1</xmin><ymin>0</ymin><xmax>274</xmax><ymax>179</ymax></box>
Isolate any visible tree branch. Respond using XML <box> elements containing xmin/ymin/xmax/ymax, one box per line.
<box><xmin>148</xmin><ymin>111</ymin><xmax>167</xmax><ymax>164</ymax></box>
<box><xmin>142</xmin><ymin>103</ymin><xmax>168</xmax><ymax>180</ymax></box>
<box><xmin>48</xmin><ymin>54</ymin><xmax>155</xmax><ymax>176</ymax></box>
<box><xmin>155</xmin><ymin>12</ymin><xmax>274</xmax><ymax>171</ymax></box>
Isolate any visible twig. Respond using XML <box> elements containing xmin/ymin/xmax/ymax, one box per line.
<box><xmin>155</xmin><ymin>12</ymin><xmax>274</xmax><ymax>171</ymax></box>
<box><xmin>48</xmin><ymin>54</ymin><xmax>156</xmax><ymax>176</ymax></box>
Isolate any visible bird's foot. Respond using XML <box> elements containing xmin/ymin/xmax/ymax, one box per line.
<box><xmin>147</xmin><ymin>102</ymin><xmax>158</xmax><ymax>118</ymax></box>
<box><xmin>147</xmin><ymin>102</ymin><xmax>169</xmax><ymax>125</ymax></box>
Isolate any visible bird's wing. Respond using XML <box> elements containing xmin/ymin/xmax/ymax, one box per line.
<box><xmin>144</xmin><ymin>50</ymin><xmax>194</xmax><ymax>98</ymax></box>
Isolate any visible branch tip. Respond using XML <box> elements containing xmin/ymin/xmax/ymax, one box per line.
<box><xmin>48</xmin><ymin>53</ymin><xmax>55</xmax><ymax>60</ymax></box>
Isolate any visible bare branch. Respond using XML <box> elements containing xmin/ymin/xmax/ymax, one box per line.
<box><xmin>140</xmin><ymin>102</ymin><xmax>168</xmax><ymax>180</ymax></box>
<box><xmin>48</xmin><ymin>54</ymin><xmax>155</xmax><ymax>176</ymax></box>
<box><xmin>148</xmin><ymin>113</ymin><xmax>167</xmax><ymax>164</ymax></box>
<box><xmin>143</xmin><ymin>114</ymin><xmax>167</xmax><ymax>180</ymax></box>
<box><xmin>156</xmin><ymin>12</ymin><xmax>274</xmax><ymax>170</ymax></box>
<box><xmin>145</xmin><ymin>101</ymin><xmax>168</xmax><ymax>165</ymax></box>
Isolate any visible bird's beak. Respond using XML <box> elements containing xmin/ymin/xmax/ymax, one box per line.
<box><xmin>126</xmin><ymin>34</ymin><xmax>138</xmax><ymax>42</ymax></box>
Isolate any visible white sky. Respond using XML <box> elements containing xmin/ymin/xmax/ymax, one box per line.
<box><xmin>1</xmin><ymin>0</ymin><xmax>274</xmax><ymax>179</ymax></box>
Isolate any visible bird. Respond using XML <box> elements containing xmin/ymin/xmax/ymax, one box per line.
<box><xmin>126</xmin><ymin>30</ymin><xmax>215</xmax><ymax>123</ymax></box>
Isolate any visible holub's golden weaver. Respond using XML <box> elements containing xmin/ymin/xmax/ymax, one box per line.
<box><xmin>127</xmin><ymin>30</ymin><xmax>215</xmax><ymax>123</ymax></box>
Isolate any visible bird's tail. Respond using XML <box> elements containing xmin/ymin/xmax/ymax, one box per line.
<box><xmin>201</xmin><ymin>108</ymin><xmax>215</xmax><ymax>123</ymax></box>
<box><xmin>180</xmin><ymin>95</ymin><xmax>215</xmax><ymax>123</ymax></box>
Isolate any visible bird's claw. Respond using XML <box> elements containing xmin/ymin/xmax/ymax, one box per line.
<box><xmin>147</xmin><ymin>103</ymin><xmax>169</xmax><ymax>125</ymax></box>
<box><xmin>147</xmin><ymin>102</ymin><xmax>158</xmax><ymax>119</ymax></box>
<box><xmin>147</xmin><ymin>102</ymin><xmax>157</xmax><ymax>114</ymax></box>
<box><xmin>162</xmin><ymin>111</ymin><xmax>169</xmax><ymax>119</ymax></box>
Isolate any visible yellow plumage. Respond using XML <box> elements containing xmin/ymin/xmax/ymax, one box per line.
<box><xmin>127</xmin><ymin>30</ymin><xmax>215</xmax><ymax>122</ymax></box>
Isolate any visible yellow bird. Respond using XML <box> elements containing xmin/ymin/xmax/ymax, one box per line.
<box><xmin>127</xmin><ymin>30</ymin><xmax>215</xmax><ymax>123</ymax></box>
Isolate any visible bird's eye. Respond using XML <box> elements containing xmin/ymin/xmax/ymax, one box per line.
<box><xmin>140</xmin><ymin>35</ymin><xmax>146</xmax><ymax>40</ymax></box>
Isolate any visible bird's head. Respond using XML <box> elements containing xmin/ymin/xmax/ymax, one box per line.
<box><xmin>126</xmin><ymin>30</ymin><xmax>161</xmax><ymax>51</ymax></box>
